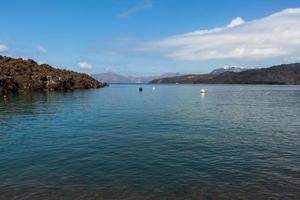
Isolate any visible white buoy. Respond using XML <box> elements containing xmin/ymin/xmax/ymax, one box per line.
<box><xmin>200</xmin><ymin>89</ymin><xmax>207</xmax><ymax>94</ymax></box>
<box><xmin>152</xmin><ymin>87</ymin><xmax>156</xmax><ymax>91</ymax></box>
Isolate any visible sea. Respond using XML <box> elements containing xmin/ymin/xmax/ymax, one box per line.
<box><xmin>0</xmin><ymin>84</ymin><xmax>300</xmax><ymax>199</ymax></box>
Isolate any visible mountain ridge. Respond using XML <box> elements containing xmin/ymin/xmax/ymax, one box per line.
<box><xmin>210</xmin><ymin>67</ymin><xmax>249</xmax><ymax>75</ymax></box>
<box><xmin>150</xmin><ymin>63</ymin><xmax>300</xmax><ymax>85</ymax></box>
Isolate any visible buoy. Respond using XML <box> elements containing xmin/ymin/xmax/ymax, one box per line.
<box><xmin>139</xmin><ymin>88</ymin><xmax>143</xmax><ymax>92</ymax></box>
<box><xmin>152</xmin><ymin>87</ymin><xmax>156</xmax><ymax>91</ymax></box>
<box><xmin>200</xmin><ymin>89</ymin><xmax>206</xmax><ymax>94</ymax></box>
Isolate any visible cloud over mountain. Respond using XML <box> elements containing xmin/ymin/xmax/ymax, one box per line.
<box><xmin>143</xmin><ymin>8</ymin><xmax>300</xmax><ymax>61</ymax></box>
<box><xmin>0</xmin><ymin>43</ymin><xmax>8</xmax><ymax>52</ymax></box>
<box><xmin>78</xmin><ymin>61</ymin><xmax>92</xmax><ymax>69</ymax></box>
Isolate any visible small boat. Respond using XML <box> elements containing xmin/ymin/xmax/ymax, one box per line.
<box><xmin>200</xmin><ymin>89</ymin><xmax>207</xmax><ymax>94</ymax></box>
<box><xmin>139</xmin><ymin>88</ymin><xmax>143</xmax><ymax>92</ymax></box>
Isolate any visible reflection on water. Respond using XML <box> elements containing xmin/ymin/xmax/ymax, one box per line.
<box><xmin>0</xmin><ymin>84</ymin><xmax>300</xmax><ymax>199</ymax></box>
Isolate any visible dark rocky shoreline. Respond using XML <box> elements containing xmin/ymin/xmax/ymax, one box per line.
<box><xmin>0</xmin><ymin>56</ymin><xmax>107</xmax><ymax>94</ymax></box>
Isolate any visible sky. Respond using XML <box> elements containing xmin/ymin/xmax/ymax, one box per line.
<box><xmin>1</xmin><ymin>0</ymin><xmax>300</xmax><ymax>76</ymax></box>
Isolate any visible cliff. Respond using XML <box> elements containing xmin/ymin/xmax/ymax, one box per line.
<box><xmin>0</xmin><ymin>56</ymin><xmax>107</xmax><ymax>94</ymax></box>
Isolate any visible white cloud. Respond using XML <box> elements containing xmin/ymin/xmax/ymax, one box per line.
<box><xmin>78</xmin><ymin>61</ymin><xmax>92</xmax><ymax>69</ymax></box>
<box><xmin>0</xmin><ymin>44</ymin><xmax>8</xmax><ymax>52</ymax></box>
<box><xmin>143</xmin><ymin>8</ymin><xmax>300</xmax><ymax>61</ymax></box>
<box><xmin>119</xmin><ymin>0</ymin><xmax>152</xmax><ymax>19</ymax></box>
<box><xmin>227</xmin><ymin>17</ymin><xmax>245</xmax><ymax>28</ymax></box>
<box><xmin>37</xmin><ymin>45</ymin><xmax>47</xmax><ymax>54</ymax></box>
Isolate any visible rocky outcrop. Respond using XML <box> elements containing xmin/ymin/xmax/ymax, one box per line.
<box><xmin>150</xmin><ymin>63</ymin><xmax>300</xmax><ymax>85</ymax></box>
<box><xmin>0</xmin><ymin>56</ymin><xmax>107</xmax><ymax>94</ymax></box>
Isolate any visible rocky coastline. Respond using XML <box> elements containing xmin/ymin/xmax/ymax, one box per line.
<box><xmin>0</xmin><ymin>56</ymin><xmax>107</xmax><ymax>94</ymax></box>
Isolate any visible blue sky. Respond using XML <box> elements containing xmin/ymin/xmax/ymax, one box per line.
<box><xmin>1</xmin><ymin>0</ymin><xmax>300</xmax><ymax>75</ymax></box>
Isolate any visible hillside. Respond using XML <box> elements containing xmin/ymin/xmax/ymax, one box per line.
<box><xmin>0</xmin><ymin>56</ymin><xmax>107</xmax><ymax>94</ymax></box>
<box><xmin>210</xmin><ymin>67</ymin><xmax>249</xmax><ymax>75</ymax></box>
<box><xmin>150</xmin><ymin>63</ymin><xmax>300</xmax><ymax>85</ymax></box>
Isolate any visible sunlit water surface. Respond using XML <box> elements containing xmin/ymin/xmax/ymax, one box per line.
<box><xmin>1</xmin><ymin>84</ymin><xmax>300</xmax><ymax>199</ymax></box>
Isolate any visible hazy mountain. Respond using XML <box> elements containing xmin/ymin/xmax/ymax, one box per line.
<box><xmin>150</xmin><ymin>63</ymin><xmax>300</xmax><ymax>85</ymax></box>
<box><xmin>92</xmin><ymin>72</ymin><xmax>181</xmax><ymax>84</ymax></box>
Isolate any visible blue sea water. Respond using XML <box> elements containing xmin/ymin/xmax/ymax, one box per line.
<box><xmin>0</xmin><ymin>84</ymin><xmax>300</xmax><ymax>199</ymax></box>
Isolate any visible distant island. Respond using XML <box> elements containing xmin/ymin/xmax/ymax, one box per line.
<box><xmin>92</xmin><ymin>72</ymin><xmax>181</xmax><ymax>84</ymax></box>
<box><xmin>0</xmin><ymin>56</ymin><xmax>107</xmax><ymax>94</ymax></box>
<box><xmin>150</xmin><ymin>64</ymin><xmax>300</xmax><ymax>85</ymax></box>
